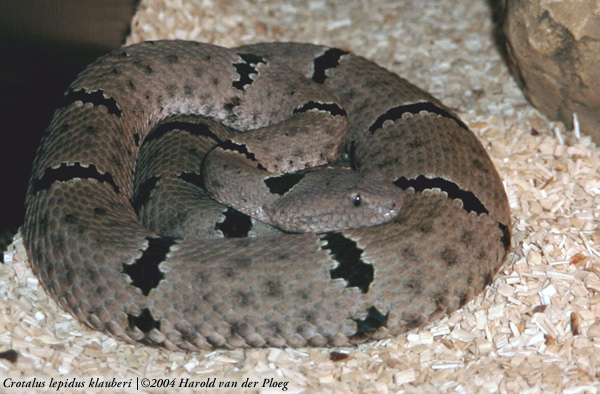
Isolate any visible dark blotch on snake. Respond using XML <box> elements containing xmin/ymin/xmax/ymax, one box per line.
<box><xmin>293</xmin><ymin>101</ymin><xmax>347</xmax><ymax>117</ymax></box>
<box><xmin>498</xmin><ymin>222</ymin><xmax>511</xmax><ymax>250</ymax></box>
<box><xmin>368</xmin><ymin>102</ymin><xmax>467</xmax><ymax>134</ymax></box>
<box><xmin>263</xmin><ymin>172</ymin><xmax>306</xmax><ymax>195</ymax></box>
<box><xmin>131</xmin><ymin>176</ymin><xmax>160</xmax><ymax>214</ymax></box>
<box><xmin>404</xmin><ymin>314</ymin><xmax>426</xmax><ymax>330</ymax></box>
<box><xmin>312</xmin><ymin>48</ymin><xmax>349</xmax><ymax>84</ymax></box>
<box><xmin>352</xmin><ymin>306</ymin><xmax>388</xmax><ymax>336</ymax></box>
<box><xmin>61</xmin><ymin>89</ymin><xmax>122</xmax><ymax>116</ymax></box>
<box><xmin>218</xmin><ymin>140</ymin><xmax>265</xmax><ymax>169</ymax></box>
<box><xmin>224</xmin><ymin>96</ymin><xmax>242</xmax><ymax>112</ymax></box>
<box><xmin>483</xmin><ymin>272</ymin><xmax>495</xmax><ymax>287</ymax></box>
<box><xmin>441</xmin><ymin>248</ymin><xmax>459</xmax><ymax>266</ymax></box>
<box><xmin>393</xmin><ymin>175</ymin><xmax>487</xmax><ymax>215</ymax></box>
<box><xmin>144</xmin><ymin>119</ymin><xmax>224</xmax><ymax>144</ymax></box>
<box><xmin>215</xmin><ymin>207</ymin><xmax>252</xmax><ymax>238</ymax></box>
<box><xmin>32</xmin><ymin>163</ymin><xmax>120</xmax><ymax>195</ymax></box>
<box><xmin>123</xmin><ymin>236</ymin><xmax>177</xmax><ymax>296</ymax></box>
<box><xmin>232</xmin><ymin>53</ymin><xmax>266</xmax><ymax>91</ymax></box>
<box><xmin>347</xmin><ymin>141</ymin><xmax>359</xmax><ymax>171</ymax></box>
<box><xmin>321</xmin><ymin>232</ymin><xmax>373</xmax><ymax>293</ymax></box>
<box><xmin>459</xmin><ymin>293</ymin><xmax>470</xmax><ymax>307</ymax></box>
<box><xmin>165</xmin><ymin>53</ymin><xmax>179</xmax><ymax>63</ymax></box>
<box><xmin>178</xmin><ymin>172</ymin><xmax>205</xmax><ymax>190</ymax></box>
<box><xmin>127</xmin><ymin>308</ymin><xmax>160</xmax><ymax>333</ymax></box>
<box><xmin>64</xmin><ymin>214</ymin><xmax>77</xmax><ymax>224</ymax></box>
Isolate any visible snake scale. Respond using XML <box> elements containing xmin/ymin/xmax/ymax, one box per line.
<box><xmin>23</xmin><ymin>40</ymin><xmax>511</xmax><ymax>349</ymax></box>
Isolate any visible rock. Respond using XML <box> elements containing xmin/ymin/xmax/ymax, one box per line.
<box><xmin>503</xmin><ymin>0</ymin><xmax>600</xmax><ymax>143</ymax></box>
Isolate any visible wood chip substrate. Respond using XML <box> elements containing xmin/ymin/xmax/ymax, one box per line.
<box><xmin>2</xmin><ymin>0</ymin><xmax>599</xmax><ymax>393</ymax></box>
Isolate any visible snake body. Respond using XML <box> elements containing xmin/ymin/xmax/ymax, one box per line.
<box><xmin>24</xmin><ymin>41</ymin><xmax>511</xmax><ymax>349</ymax></box>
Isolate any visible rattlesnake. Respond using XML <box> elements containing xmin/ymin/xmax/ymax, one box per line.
<box><xmin>23</xmin><ymin>41</ymin><xmax>511</xmax><ymax>349</ymax></box>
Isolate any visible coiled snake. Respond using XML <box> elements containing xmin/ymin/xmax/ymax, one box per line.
<box><xmin>24</xmin><ymin>41</ymin><xmax>511</xmax><ymax>349</ymax></box>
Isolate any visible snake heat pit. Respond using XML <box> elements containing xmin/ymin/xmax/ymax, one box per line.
<box><xmin>24</xmin><ymin>41</ymin><xmax>511</xmax><ymax>349</ymax></box>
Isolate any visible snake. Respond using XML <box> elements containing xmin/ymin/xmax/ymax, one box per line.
<box><xmin>23</xmin><ymin>40</ymin><xmax>511</xmax><ymax>350</ymax></box>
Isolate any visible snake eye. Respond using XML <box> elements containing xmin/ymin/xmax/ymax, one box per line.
<box><xmin>353</xmin><ymin>194</ymin><xmax>361</xmax><ymax>207</ymax></box>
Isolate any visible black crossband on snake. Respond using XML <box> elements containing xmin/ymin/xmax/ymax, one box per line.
<box><xmin>24</xmin><ymin>41</ymin><xmax>511</xmax><ymax>349</ymax></box>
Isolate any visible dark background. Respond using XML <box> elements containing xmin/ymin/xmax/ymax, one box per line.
<box><xmin>0</xmin><ymin>0</ymin><xmax>139</xmax><ymax>256</ymax></box>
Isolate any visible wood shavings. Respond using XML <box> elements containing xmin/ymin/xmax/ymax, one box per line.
<box><xmin>2</xmin><ymin>0</ymin><xmax>600</xmax><ymax>392</ymax></box>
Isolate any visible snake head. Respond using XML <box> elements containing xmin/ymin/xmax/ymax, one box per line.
<box><xmin>265</xmin><ymin>168</ymin><xmax>404</xmax><ymax>233</ymax></box>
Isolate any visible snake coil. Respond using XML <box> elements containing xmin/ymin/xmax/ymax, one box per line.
<box><xmin>24</xmin><ymin>41</ymin><xmax>511</xmax><ymax>349</ymax></box>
